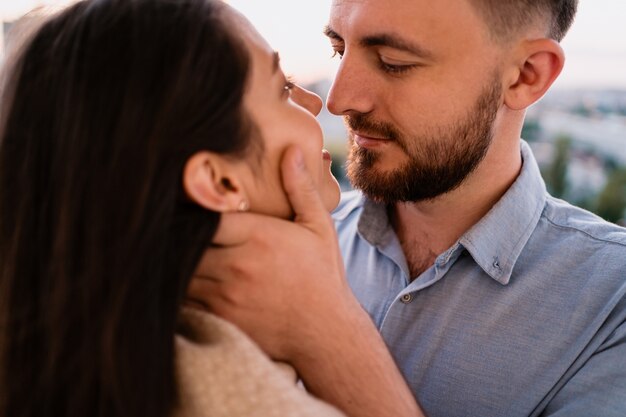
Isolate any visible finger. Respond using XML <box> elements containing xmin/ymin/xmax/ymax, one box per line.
<box><xmin>281</xmin><ymin>145</ymin><xmax>330</xmax><ymax>228</ymax></box>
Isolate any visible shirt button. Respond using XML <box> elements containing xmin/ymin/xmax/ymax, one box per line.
<box><xmin>401</xmin><ymin>293</ymin><xmax>413</xmax><ymax>304</ymax></box>
<box><xmin>492</xmin><ymin>257</ymin><xmax>501</xmax><ymax>270</ymax></box>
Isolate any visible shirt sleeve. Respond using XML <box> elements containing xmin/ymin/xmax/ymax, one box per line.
<box><xmin>541</xmin><ymin>320</ymin><xmax>626</xmax><ymax>416</ymax></box>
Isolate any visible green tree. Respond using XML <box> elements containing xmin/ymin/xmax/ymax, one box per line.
<box><xmin>595</xmin><ymin>167</ymin><xmax>626</xmax><ymax>224</ymax></box>
<box><xmin>545</xmin><ymin>135</ymin><xmax>571</xmax><ymax>198</ymax></box>
<box><xmin>521</xmin><ymin>119</ymin><xmax>541</xmax><ymax>142</ymax></box>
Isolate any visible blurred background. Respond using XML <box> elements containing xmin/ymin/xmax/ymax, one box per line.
<box><xmin>2</xmin><ymin>0</ymin><xmax>626</xmax><ymax>224</ymax></box>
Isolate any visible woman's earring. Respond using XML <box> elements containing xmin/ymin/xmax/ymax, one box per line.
<box><xmin>237</xmin><ymin>199</ymin><xmax>249</xmax><ymax>212</ymax></box>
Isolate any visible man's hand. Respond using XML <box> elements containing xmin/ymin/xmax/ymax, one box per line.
<box><xmin>186</xmin><ymin>145</ymin><xmax>425</xmax><ymax>417</ymax></box>
<box><xmin>187</xmin><ymin>145</ymin><xmax>358</xmax><ymax>360</ymax></box>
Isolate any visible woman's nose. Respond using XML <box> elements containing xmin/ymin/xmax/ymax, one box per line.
<box><xmin>291</xmin><ymin>85</ymin><xmax>323</xmax><ymax>116</ymax></box>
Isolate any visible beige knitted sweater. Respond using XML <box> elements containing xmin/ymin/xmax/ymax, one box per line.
<box><xmin>173</xmin><ymin>308</ymin><xmax>346</xmax><ymax>417</ymax></box>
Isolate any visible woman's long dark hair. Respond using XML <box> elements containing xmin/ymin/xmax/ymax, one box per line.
<box><xmin>0</xmin><ymin>0</ymin><xmax>252</xmax><ymax>416</ymax></box>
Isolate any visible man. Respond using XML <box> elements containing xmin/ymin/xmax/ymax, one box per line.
<box><xmin>191</xmin><ymin>1</ymin><xmax>626</xmax><ymax>416</ymax></box>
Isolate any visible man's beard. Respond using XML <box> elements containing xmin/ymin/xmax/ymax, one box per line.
<box><xmin>345</xmin><ymin>79</ymin><xmax>502</xmax><ymax>204</ymax></box>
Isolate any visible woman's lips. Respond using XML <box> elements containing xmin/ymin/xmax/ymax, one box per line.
<box><xmin>353</xmin><ymin>132</ymin><xmax>392</xmax><ymax>149</ymax></box>
<box><xmin>322</xmin><ymin>149</ymin><xmax>332</xmax><ymax>161</ymax></box>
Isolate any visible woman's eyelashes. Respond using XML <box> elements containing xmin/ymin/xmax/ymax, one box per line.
<box><xmin>283</xmin><ymin>75</ymin><xmax>296</xmax><ymax>98</ymax></box>
<box><xmin>329</xmin><ymin>39</ymin><xmax>344</xmax><ymax>59</ymax></box>
<box><xmin>331</xmin><ymin>49</ymin><xmax>344</xmax><ymax>59</ymax></box>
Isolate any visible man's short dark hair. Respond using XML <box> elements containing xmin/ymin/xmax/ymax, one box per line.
<box><xmin>471</xmin><ymin>0</ymin><xmax>579</xmax><ymax>42</ymax></box>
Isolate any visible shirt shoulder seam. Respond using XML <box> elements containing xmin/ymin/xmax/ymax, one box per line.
<box><xmin>542</xmin><ymin>214</ymin><xmax>626</xmax><ymax>248</ymax></box>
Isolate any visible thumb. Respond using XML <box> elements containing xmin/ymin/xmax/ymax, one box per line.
<box><xmin>281</xmin><ymin>145</ymin><xmax>330</xmax><ymax>228</ymax></box>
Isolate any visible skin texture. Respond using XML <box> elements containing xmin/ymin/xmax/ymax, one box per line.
<box><xmin>189</xmin><ymin>0</ymin><xmax>566</xmax><ymax>415</ymax></box>
<box><xmin>342</xmin><ymin>78</ymin><xmax>502</xmax><ymax>203</ymax></box>
<box><xmin>325</xmin><ymin>0</ymin><xmax>563</xmax><ymax>277</ymax></box>
<box><xmin>189</xmin><ymin>146</ymin><xmax>424</xmax><ymax>417</ymax></box>
<box><xmin>183</xmin><ymin>8</ymin><xmax>340</xmax><ymax>219</ymax></box>
<box><xmin>240</xmin><ymin>16</ymin><xmax>341</xmax><ymax>217</ymax></box>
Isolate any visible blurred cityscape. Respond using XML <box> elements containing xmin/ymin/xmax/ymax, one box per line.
<box><xmin>306</xmin><ymin>80</ymin><xmax>626</xmax><ymax>225</ymax></box>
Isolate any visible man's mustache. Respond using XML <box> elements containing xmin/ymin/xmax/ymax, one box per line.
<box><xmin>344</xmin><ymin>115</ymin><xmax>399</xmax><ymax>141</ymax></box>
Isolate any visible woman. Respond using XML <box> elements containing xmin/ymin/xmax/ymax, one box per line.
<box><xmin>0</xmin><ymin>0</ymin><xmax>343</xmax><ymax>416</ymax></box>
<box><xmin>0</xmin><ymin>0</ymin><xmax>426</xmax><ymax>416</ymax></box>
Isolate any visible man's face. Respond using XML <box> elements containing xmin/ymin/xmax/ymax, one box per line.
<box><xmin>326</xmin><ymin>0</ymin><xmax>505</xmax><ymax>203</ymax></box>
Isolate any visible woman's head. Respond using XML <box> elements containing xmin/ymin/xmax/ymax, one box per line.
<box><xmin>181</xmin><ymin>7</ymin><xmax>340</xmax><ymax>218</ymax></box>
<box><xmin>0</xmin><ymin>0</ymin><xmax>338</xmax><ymax>416</ymax></box>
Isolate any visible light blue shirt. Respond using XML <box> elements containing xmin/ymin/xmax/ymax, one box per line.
<box><xmin>333</xmin><ymin>141</ymin><xmax>626</xmax><ymax>417</ymax></box>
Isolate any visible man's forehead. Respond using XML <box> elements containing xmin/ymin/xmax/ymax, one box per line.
<box><xmin>329</xmin><ymin>0</ymin><xmax>396</xmax><ymax>22</ymax></box>
<box><xmin>329</xmin><ymin>0</ymin><xmax>435</xmax><ymax>32</ymax></box>
<box><xmin>328</xmin><ymin>0</ymin><xmax>490</xmax><ymax>47</ymax></box>
<box><xmin>329</xmin><ymin>0</ymin><xmax>479</xmax><ymax>23</ymax></box>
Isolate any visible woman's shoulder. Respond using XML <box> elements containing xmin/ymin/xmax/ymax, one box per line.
<box><xmin>173</xmin><ymin>307</ymin><xmax>345</xmax><ymax>417</ymax></box>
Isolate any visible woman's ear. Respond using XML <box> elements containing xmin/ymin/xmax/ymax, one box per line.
<box><xmin>503</xmin><ymin>38</ymin><xmax>565</xmax><ymax>111</ymax></box>
<box><xmin>183</xmin><ymin>151</ymin><xmax>248</xmax><ymax>212</ymax></box>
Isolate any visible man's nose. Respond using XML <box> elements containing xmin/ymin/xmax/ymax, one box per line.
<box><xmin>326</xmin><ymin>53</ymin><xmax>375</xmax><ymax>116</ymax></box>
<box><xmin>291</xmin><ymin>85</ymin><xmax>323</xmax><ymax>116</ymax></box>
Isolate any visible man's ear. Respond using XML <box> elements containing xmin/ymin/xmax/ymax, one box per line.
<box><xmin>503</xmin><ymin>38</ymin><xmax>564</xmax><ymax>111</ymax></box>
<box><xmin>183</xmin><ymin>151</ymin><xmax>247</xmax><ymax>212</ymax></box>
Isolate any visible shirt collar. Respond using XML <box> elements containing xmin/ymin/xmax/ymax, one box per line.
<box><xmin>460</xmin><ymin>141</ymin><xmax>546</xmax><ymax>284</ymax></box>
<box><xmin>357</xmin><ymin>141</ymin><xmax>547</xmax><ymax>285</ymax></box>
<box><xmin>358</xmin><ymin>198</ymin><xmax>394</xmax><ymax>248</ymax></box>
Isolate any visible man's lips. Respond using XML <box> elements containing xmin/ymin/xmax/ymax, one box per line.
<box><xmin>352</xmin><ymin>131</ymin><xmax>392</xmax><ymax>149</ymax></box>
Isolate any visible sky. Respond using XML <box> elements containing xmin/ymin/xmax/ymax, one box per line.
<box><xmin>2</xmin><ymin>0</ymin><xmax>626</xmax><ymax>89</ymax></box>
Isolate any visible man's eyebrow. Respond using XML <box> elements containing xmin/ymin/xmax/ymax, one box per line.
<box><xmin>363</xmin><ymin>34</ymin><xmax>433</xmax><ymax>58</ymax></box>
<box><xmin>323</xmin><ymin>27</ymin><xmax>432</xmax><ymax>59</ymax></box>
<box><xmin>323</xmin><ymin>25</ymin><xmax>342</xmax><ymax>40</ymax></box>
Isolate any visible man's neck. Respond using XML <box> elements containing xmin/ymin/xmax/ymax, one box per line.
<box><xmin>390</xmin><ymin>136</ymin><xmax>523</xmax><ymax>279</ymax></box>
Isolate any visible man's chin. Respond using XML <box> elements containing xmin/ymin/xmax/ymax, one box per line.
<box><xmin>348</xmin><ymin>159</ymin><xmax>398</xmax><ymax>182</ymax></box>
<box><xmin>352</xmin><ymin>143</ymin><xmax>410</xmax><ymax>167</ymax></box>
<box><xmin>347</xmin><ymin>168</ymin><xmax>396</xmax><ymax>204</ymax></box>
